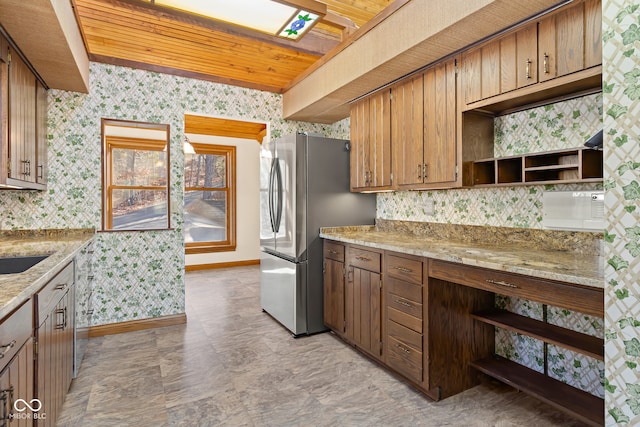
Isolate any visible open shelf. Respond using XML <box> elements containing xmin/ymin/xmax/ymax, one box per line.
<box><xmin>470</xmin><ymin>147</ymin><xmax>602</xmax><ymax>187</ymax></box>
<box><xmin>471</xmin><ymin>356</ymin><xmax>604</xmax><ymax>427</ymax></box>
<box><xmin>471</xmin><ymin>309</ymin><xmax>603</xmax><ymax>360</ymax></box>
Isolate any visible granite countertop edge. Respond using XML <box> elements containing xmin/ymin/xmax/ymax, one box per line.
<box><xmin>0</xmin><ymin>230</ymin><xmax>96</xmax><ymax>320</ymax></box>
<box><xmin>320</xmin><ymin>226</ymin><xmax>603</xmax><ymax>290</ymax></box>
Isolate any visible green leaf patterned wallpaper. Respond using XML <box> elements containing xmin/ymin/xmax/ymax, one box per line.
<box><xmin>0</xmin><ymin>62</ymin><xmax>350</xmax><ymax>326</ymax></box>
<box><xmin>603</xmin><ymin>0</ymin><xmax>640</xmax><ymax>424</ymax></box>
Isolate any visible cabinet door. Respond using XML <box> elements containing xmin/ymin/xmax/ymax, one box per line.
<box><xmin>539</xmin><ymin>2</ymin><xmax>584</xmax><ymax>82</ymax></box>
<box><xmin>461</xmin><ymin>47</ymin><xmax>481</xmax><ymax>104</ymax></box>
<box><xmin>8</xmin><ymin>50</ymin><xmax>37</xmax><ymax>183</ymax></box>
<box><xmin>368</xmin><ymin>89</ymin><xmax>392</xmax><ymax>188</ymax></box>
<box><xmin>515</xmin><ymin>23</ymin><xmax>538</xmax><ymax>88</ymax></box>
<box><xmin>392</xmin><ymin>74</ymin><xmax>424</xmax><ymax>187</ymax></box>
<box><xmin>37</xmin><ymin>289</ymin><xmax>74</xmax><ymax>427</ymax></box>
<box><xmin>423</xmin><ymin>59</ymin><xmax>457</xmax><ymax>186</ymax></box>
<box><xmin>481</xmin><ymin>40</ymin><xmax>501</xmax><ymax>99</ymax></box>
<box><xmin>346</xmin><ymin>266</ymin><xmax>382</xmax><ymax>358</ymax></box>
<box><xmin>35</xmin><ymin>81</ymin><xmax>47</xmax><ymax>185</ymax></box>
<box><xmin>350</xmin><ymin>97</ymin><xmax>370</xmax><ymax>190</ymax></box>
<box><xmin>0</xmin><ymin>338</ymin><xmax>34</xmax><ymax>427</ymax></box>
<box><xmin>584</xmin><ymin>0</ymin><xmax>602</xmax><ymax>69</ymax></box>
<box><xmin>323</xmin><ymin>258</ymin><xmax>345</xmax><ymax>333</ymax></box>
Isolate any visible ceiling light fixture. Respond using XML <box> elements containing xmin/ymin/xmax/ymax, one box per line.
<box><xmin>150</xmin><ymin>0</ymin><xmax>326</xmax><ymax>41</ymax></box>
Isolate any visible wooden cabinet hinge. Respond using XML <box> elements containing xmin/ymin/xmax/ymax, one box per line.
<box><xmin>322</xmin><ymin>261</ymin><xmax>326</xmax><ymax>274</ymax></box>
<box><xmin>34</xmin><ymin>339</ymin><xmax>38</xmax><ymax>356</ymax></box>
<box><xmin>379</xmin><ymin>341</ymin><xmax>383</xmax><ymax>355</ymax></box>
<box><xmin>7</xmin><ymin>52</ymin><xmax>11</xmax><ymax>65</ymax></box>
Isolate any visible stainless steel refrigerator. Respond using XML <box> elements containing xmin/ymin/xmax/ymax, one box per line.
<box><xmin>260</xmin><ymin>132</ymin><xmax>376</xmax><ymax>336</ymax></box>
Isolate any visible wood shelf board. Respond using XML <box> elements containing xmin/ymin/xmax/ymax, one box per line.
<box><xmin>471</xmin><ymin>356</ymin><xmax>604</xmax><ymax>427</ymax></box>
<box><xmin>471</xmin><ymin>309</ymin><xmax>603</xmax><ymax>360</ymax></box>
<box><xmin>524</xmin><ymin>164</ymin><xmax>580</xmax><ymax>172</ymax></box>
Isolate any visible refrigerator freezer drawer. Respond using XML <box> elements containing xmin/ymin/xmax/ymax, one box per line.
<box><xmin>260</xmin><ymin>251</ymin><xmax>307</xmax><ymax>336</ymax></box>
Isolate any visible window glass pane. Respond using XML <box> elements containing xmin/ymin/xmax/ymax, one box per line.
<box><xmin>184</xmin><ymin>190</ymin><xmax>227</xmax><ymax>243</ymax></box>
<box><xmin>185</xmin><ymin>153</ymin><xmax>226</xmax><ymax>188</ymax></box>
<box><xmin>112</xmin><ymin>148</ymin><xmax>167</xmax><ymax>186</ymax></box>
<box><xmin>112</xmin><ymin>189</ymin><xmax>168</xmax><ymax>229</ymax></box>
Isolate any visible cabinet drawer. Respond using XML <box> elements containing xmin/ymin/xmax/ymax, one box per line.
<box><xmin>388</xmin><ymin>293</ymin><xmax>422</xmax><ymax>320</ymax></box>
<box><xmin>387</xmin><ymin>335</ymin><xmax>423</xmax><ymax>383</ymax></box>
<box><xmin>36</xmin><ymin>261</ymin><xmax>74</xmax><ymax>324</ymax></box>
<box><xmin>0</xmin><ymin>300</ymin><xmax>32</xmax><ymax>372</ymax></box>
<box><xmin>387</xmin><ymin>319</ymin><xmax>422</xmax><ymax>351</ymax></box>
<box><xmin>429</xmin><ymin>259</ymin><xmax>603</xmax><ymax>317</ymax></box>
<box><xmin>388</xmin><ymin>306</ymin><xmax>422</xmax><ymax>333</ymax></box>
<box><xmin>386</xmin><ymin>277</ymin><xmax>422</xmax><ymax>303</ymax></box>
<box><xmin>348</xmin><ymin>247</ymin><xmax>381</xmax><ymax>272</ymax></box>
<box><xmin>324</xmin><ymin>241</ymin><xmax>345</xmax><ymax>262</ymax></box>
<box><xmin>386</xmin><ymin>254</ymin><xmax>423</xmax><ymax>284</ymax></box>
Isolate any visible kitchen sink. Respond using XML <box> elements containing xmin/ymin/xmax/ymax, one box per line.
<box><xmin>0</xmin><ymin>255</ymin><xmax>49</xmax><ymax>274</ymax></box>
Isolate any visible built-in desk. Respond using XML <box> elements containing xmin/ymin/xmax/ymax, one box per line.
<box><xmin>320</xmin><ymin>221</ymin><xmax>604</xmax><ymax>426</ymax></box>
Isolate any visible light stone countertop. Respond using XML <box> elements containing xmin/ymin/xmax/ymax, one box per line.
<box><xmin>0</xmin><ymin>230</ymin><xmax>95</xmax><ymax>320</ymax></box>
<box><xmin>320</xmin><ymin>225</ymin><xmax>604</xmax><ymax>289</ymax></box>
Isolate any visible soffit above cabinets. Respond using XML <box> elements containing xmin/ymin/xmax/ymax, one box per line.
<box><xmin>282</xmin><ymin>0</ymin><xmax>570</xmax><ymax>123</ymax></box>
<box><xmin>0</xmin><ymin>0</ymin><xmax>90</xmax><ymax>93</ymax></box>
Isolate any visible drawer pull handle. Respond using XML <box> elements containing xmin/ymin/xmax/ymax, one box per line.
<box><xmin>395</xmin><ymin>343</ymin><xmax>411</xmax><ymax>354</ymax></box>
<box><xmin>394</xmin><ymin>299</ymin><xmax>412</xmax><ymax>308</ymax></box>
<box><xmin>394</xmin><ymin>266</ymin><xmax>413</xmax><ymax>273</ymax></box>
<box><xmin>525</xmin><ymin>58</ymin><xmax>532</xmax><ymax>80</ymax></box>
<box><xmin>0</xmin><ymin>340</ymin><xmax>17</xmax><ymax>359</ymax></box>
<box><xmin>54</xmin><ymin>283</ymin><xmax>67</xmax><ymax>291</ymax></box>
<box><xmin>355</xmin><ymin>256</ymin><xmax>371</xmax><ymax>262</ymax></box>
<box><xmin>328</xmin><ymin>250</ymin><xmax>339</xmax><ymax>255</ymax></box>
<box><xmin>486</xmin><ymin>279</ymin><xmax>518</xmax><ymax>289</ymax></box>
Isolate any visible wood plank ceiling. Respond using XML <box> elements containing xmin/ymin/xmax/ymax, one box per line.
<box><xmin>72</xmin><ymin>0</ymin><xmax>393</xmax><ymax>94</ymax></box>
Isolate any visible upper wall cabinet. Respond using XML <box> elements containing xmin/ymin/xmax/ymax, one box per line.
<box><xmin>350</xmin><ymin>90</ymin><xmax>393</xmax><ymax>191</ymax></box>
<box><xmin>394</xmin><ymin>58</ymin><xmax>458</xmax><ymax>190</ymax></box>
<box><xmin>461</xmin><ymin>0</ymin><xmax>602</xmax><ymax>113</ymax></box>
<box><xmin>0</xmin><ymin>34</ymin><xmax>47</xmax><ymax>190</ymax></box>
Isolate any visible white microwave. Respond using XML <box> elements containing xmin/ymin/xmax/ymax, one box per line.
<box><xmin>542</xmin><ymin>191</ymin><xmax>605</xmax><ymax>232</ymax></box>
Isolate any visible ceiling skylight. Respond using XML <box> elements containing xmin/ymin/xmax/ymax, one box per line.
<box><xmin>152</xmin><ymin>0</ymin><xmax>326</xmax><ymax>41</ymax></box>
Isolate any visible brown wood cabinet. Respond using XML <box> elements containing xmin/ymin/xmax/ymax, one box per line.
<box><xmin>0</xmin><ymin>32</ymin><xmax>47</xmax><ymax>190</ymax></box>
<box><xmin>461</xmin><ymin>0</ymin><xmax>602</xmax><ymax>111</ymax></box>
<box><xmin>323</xmin><ymin>238</ymin><xmax>604</xmax><ymax>424</ymax></box>
<box><xmin>345</xmin><ymin>246</ymin><xmax>382</xmax><ymax>360</ymax></box>
<box><xmin>35</xmin><ymin>262</ymin><xmax>75</xmax><ymax>427</ymax></box>
<box><xmin>0</xmin><ymin>301</ymin><xmax>34</xmax><ymax>427</ymax></box>
<box><xmin>393</xmin><ymin>58</ymin><xmax>458</xmax><ymax>190</ymax></box>
<box><xmin>323</xmin><ymin>241</ymin><xmax>345</xmax><ymax>333</ymax></box>
<box><xmin>350</xmin><ymin>89</ymin><xmax>392</xmax><ymax>191</ymax></box>
<box><xmin>384</xmin><ymin>254</ymin><xmax>425</xmax><ymax>386</ymax></box>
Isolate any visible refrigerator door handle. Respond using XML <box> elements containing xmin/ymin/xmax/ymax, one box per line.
<box><xmin>274</xmin><ymin>159</ymin><xmax>283</xmax><ymax>232</ymax></box>
<box><xmin>268</xmin><ymin>158</ymin><xmax>278</xmax><ymax>232</ymax></box>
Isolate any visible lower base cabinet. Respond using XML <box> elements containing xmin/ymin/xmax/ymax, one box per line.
<box><xmin>35</xmin><ymin>263</ymin><xmax>75</xmax><ymax>427</ymax></box>
<box><xmin>0</xmin><ymin>301</ymin><xmax>34</xmax><ymax>427</ymax></box>
<box><xmin>323</xmin><ymin>239</ymin><xmax>604</xmax><ymax>425</ymax></box>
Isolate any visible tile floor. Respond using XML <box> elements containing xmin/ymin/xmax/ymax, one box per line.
<box><xmin>57</xmin><ymin>266</ymin><xmax>585</xmax><ymax>426</ymax></box>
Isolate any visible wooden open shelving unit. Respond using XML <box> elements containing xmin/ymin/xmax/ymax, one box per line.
<box><xmin>470</xmin><ymin>308</ymin><xmax>604</xmax><ymax>427</ymax></box>
<box><xmin>471</xmin><ymin>356</ymin><xmax>604</xmax><ymax>427</ymax></box>
<box><xmin>470</xmin><ymin>146</ymin><xmax>603</xmax><ymax>187</ymax></box>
